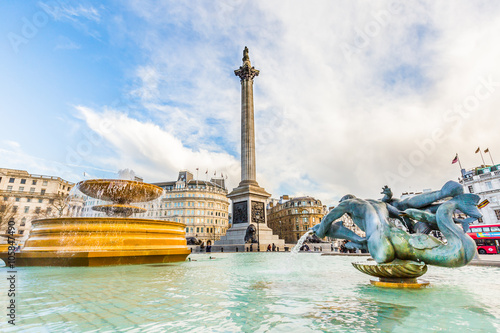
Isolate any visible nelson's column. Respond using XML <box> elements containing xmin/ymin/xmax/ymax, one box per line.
<box><xmin>216</xmin><ymin>47</ymin><xmax>285</xmax><ymax>251</ymax></box>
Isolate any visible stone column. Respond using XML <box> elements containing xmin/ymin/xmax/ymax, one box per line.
<box><xmin>235</xmin><ymin>47</ymin><xmax>259</xmax><ymax>186</ymax></box>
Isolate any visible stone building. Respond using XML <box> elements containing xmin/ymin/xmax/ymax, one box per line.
<box><xmin>80</xmin><ymin>170</ymin><xmax>231</xmax><ymax>244</ymax></box>
<box><xmin>134</xmin><ymin>170</ymin><xmax>229</xmax><ymax>244</ymax></box>
<box><xmin>267</xmin><ymin>195</ymin><xmax>328</xmax><ymax>243</ymax></box>
<box><xmin>460</xmin><ymin>164</ymin><xmax>500</xmax><ymax>225</ymax></box>
<box><xmin>0</xmin><ymin>168</ymin><xmax>82</xmax><ymax>243</ymax></box>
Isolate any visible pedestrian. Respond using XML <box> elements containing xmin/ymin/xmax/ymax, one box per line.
<box><xmin>272</xmin><ymin>243</ymin><xmax>276</xmax><ymax>251</ymax></box>
<box><xmin>267</xmin><ymin>244</ymin><xmax>271</xmax><ymax>252</ymax></box>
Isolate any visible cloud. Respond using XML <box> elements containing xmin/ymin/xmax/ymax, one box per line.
<box><xmin>39</xmin><ymin>2</ymin><xmax>101</xmax><ymax>22</ymax></box>
<box><xmin>63</xmin><ymin>0</ymin><xmax>500</xmax><ymax>205</ymax></box>
<box><xmin>75</xmin><ymin>106</ymin><xmax>241</xmax><ymax>187</ymax></box>
<box><xmin>54</xmin><ymin>36</ymin><xmax>81</xmax><ymax>50</ymax></box>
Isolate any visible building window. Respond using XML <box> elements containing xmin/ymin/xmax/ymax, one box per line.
<box><xmin>41</xmin><ymin>189</ymin><xmax>46</xmax><ymax>195</ymax></box>
<box><xmin>20</xmin><ymin>179</ymin><xmax>26</xmax><ymax>184</ymax></box>
<box><xmin>19</xmin><ymin>187</ymin><xmax>24</xmax><ymax>192</ymax></box>
<box><xmin>24</xmin><ymin>207</ymin><xmax>29</xmax><ymax>213</ymax></box>
<box><xmin>495</xmin><ymin>210</ymin><xmax>500</xmax><ymax>220</ymax></box>
<box><xmin>39</xmin><ymin>199</ymin><xmax>43</xmax><ymax>203</ymax></box>
<box><xmin>42</xmin><ymin>180</ymin><xmax>48</xmax><ymax>186</ymax></box>
<box><xmin>7</xmin><ymin>186</ymin><xmax>13</xmax><ymax>192</ymax></box>
<box><xmin>35</xmin><ymin>207</ymin><xmax>41</xmax><ymax>214</ymax></box>
<box><xmin>30</xmin><ymin>188</ymin><xmax>35</xmax><ymax>193</ymax></box>
<box><xmin>9</xmin><ymin>178</ymin><xmax>15</xmax><ymax>183</ymax></box>
<box><xmin>27</xmin><ymin>198</ymin><xmax>31</xmax><ymax>202</ymax></box>
<box><xmin>3</xmin><ymin>197</ymin><xmax>7</xmax><ymax>201</ymax></box>
<box><xmin>468</xmin><ymin>186</ymin><xmax>474</xmax><ymax>193</ymax></box>
<box><xmin>15</xmin><ymin>198</ymin><xmax>20</xmax><ymax>202</ymax></box>
<box><xmin>32</xmin><ymin>180</ymin><xmax>37</xmax><ymax>185</ymax></box>
<box><xmin>13</xmin><ymin>206</ymin><xmax>18</xmax><ymax>213</ymax></box>
<box><xmin>486</xmin><ymin>181</ymin><xmax>493</xmax><ymax>190</ymax></box>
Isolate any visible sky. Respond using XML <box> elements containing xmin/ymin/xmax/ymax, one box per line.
<box><xmin>1</xmin><ymin>1</ymin><xmax>500</xmax><ymax>207</ymax></box>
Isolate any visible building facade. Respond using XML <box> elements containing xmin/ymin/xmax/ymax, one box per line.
<box><xmin>0</xmin><ymin>168</ymin><xmax>82</xmax><ymax>243</ymax></box>
<box><xmin>147</xmin><ymin>171</ymin><xmax>230</xmax><ymax>243</ymax></box>
<box><xmin>267</xmin><ymin>195</ymin><xmax>328</xmax><ymax>243</ymax></box>
<box><xmin>460</xmin><ymin>164</ymin><xmax>500</xmax><ymax>225</ymax></box>
<box><xmin>81</xmin><ymin>171</ymin><xmax>231</xmax><ymax>244</ymax></box>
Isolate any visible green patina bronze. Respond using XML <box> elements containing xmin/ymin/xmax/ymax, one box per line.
<box><xmin>312</xmin><ymin>181</ymin><xmax>481</xmax><ymax>268</ymax></box>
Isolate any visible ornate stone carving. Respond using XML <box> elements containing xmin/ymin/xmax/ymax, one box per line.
<box><xmin>234</xmin><ymin>46</ymin><xmax>259</xmax><ymax>81</ymax></box>
<box><xmin>233</xmin><ymin>201</ymin><xmax>247</xmax><ymax>224</ymax></box>
<box><xmin>251</xmin><ymin>201</ymin><xmax>265</xmax><ymax>224</ymax></box>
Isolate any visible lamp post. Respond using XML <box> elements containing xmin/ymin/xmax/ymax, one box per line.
<box><xmin>256</xmin><ymin>211</ymin><xmax>260</xmax><ymax>251</ymax></box>
<box><xmin>279</xmin><ymin>220</ymin><xmax>282</xmax><ymax>240</ymax></box>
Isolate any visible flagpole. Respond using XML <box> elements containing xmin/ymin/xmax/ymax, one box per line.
<box><xmin>485</xmin><ymin>149</ymin><xmax>495</xmax><ymax>165</ymax></box>
<box><xmin>479</xmin><ymin>150</ymin><xmax>486</xmax><ymax>166</ymax></box>
<box><xmin>457</xmin><ymin>154</ymin><xmax>463</xmax><ymax>170</ymax></box>
<box><xmin>476</xmin><ymin>147</ymin><xmax>486</xmax><ymax>166</ymax></box>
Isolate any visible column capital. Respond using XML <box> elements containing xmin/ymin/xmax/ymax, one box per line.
<box><xmin>234</xmin><ymin>46</ymin><xmax>259</xmax><ymax>81</ymax></box>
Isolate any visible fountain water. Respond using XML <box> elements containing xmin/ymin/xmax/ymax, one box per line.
<box><xmin>0</xmin><ymin>179</ymin><xmax>190</xmax><ymax>266</ymax></box>
<box><xmin>291</xmin><ymin>230</ymin><xmax>313</xmax><ymax>254</ymax></box>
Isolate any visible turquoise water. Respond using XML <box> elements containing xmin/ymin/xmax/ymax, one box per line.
<box><xmin>1</xmin><ymin>253</ymin><xmax>499</xmax><ymax>332</ymax></box>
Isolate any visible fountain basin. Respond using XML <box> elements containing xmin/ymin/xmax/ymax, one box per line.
<box><xmin>1</xmin><ymin>217</ymin><xmax>190</xmax><ymax>266</ymax></box>
<box><xmin>77</xmin><ymin>179</ymin><xmax>163</xmax><ymax>204</ymax></box>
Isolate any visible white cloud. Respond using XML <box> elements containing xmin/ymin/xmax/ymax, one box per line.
<box><xmin>75</xmin><ymin>106</ymin><xmax>241</xmax><ymax>187</ymax></box>
<box><xmin>67</xmin><ymin>0</ymin><xmax>500</xmax><ymax>205</ymax></box>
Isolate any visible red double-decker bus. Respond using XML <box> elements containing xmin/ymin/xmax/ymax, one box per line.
<box><xmin>467</xmin><ymin>224</ymin><xmax>500</xmax><ymax>254</ymax></box>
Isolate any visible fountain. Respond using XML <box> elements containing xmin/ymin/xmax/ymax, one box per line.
<box><xmin>0</xmin><ymin>179</ymin><xmax>190</xmax><ymax>266</ymax></box>
<box><xmin>312</xmin><ymin>180</ymin><xmax>482</xmax><ymax>288</ymax></box>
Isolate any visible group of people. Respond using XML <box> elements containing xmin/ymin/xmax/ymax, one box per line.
<box><xmin>266</xmin><ymin>243</ymin><xmax>278</xmax><ymax>252</ymax></box>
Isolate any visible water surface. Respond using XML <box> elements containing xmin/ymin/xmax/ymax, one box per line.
<box><xmin>1</xmin><ymin>253</ymin><xmax>499</xmax><ymax>332</ymax></box>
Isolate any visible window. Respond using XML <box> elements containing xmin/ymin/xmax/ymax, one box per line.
<box><xmin>35</xmin><ymin>207</ymin><xmax>41</xmax><ymax>214</ymax></box>
<box><xmin>27</xmin><ymin>198</ymin><xmax>31</xmax><ymax>202</ymax></box>
<box><xmin>13</xmin><ymin>206</ymin><xmax>18</xmax><ymax>213</ymax></box>
<box><xmin>468</xmin><ymin>185</ymin><xmax>474</xmax><ymax>193</ymax></box>
<box><xmin>38</xmin><ymin>199</ymin><xmax>43</xmax><ymax>203</ymax></box>
<box><xmin>3</xmin><ymin>197</ymin><xmax>7</xmax><ymax>201</ymax></box>
<box><xmin>15</xmin><ymin>198</ymin><xmax>20</xmax><ymax>202</ymax></box>
<box><xmin>9</xmin><ymin>178</ymin><xmax>15</xmax><ymax>183</ymax></box>
<box><xmin>24</xmin><ymin>206</ymin><xmax>29</xmax><ymax>213</ymax></box>
<box><xmin>41</xmin><ymin>189</ymin><xmax>46</xmax><ymax>195</ymax></box>
<box><xmin>42</xmin><ymin>180</ymin><xmax>48</xmax><ymax>186</ymax></box>
<box><xmin>47</xmin><ymin>207</ymin><xmax>52</xmax><ymax>214</ymax></box>
<box><xmin>7</xmin><ymin>186</ymin><xmax>12</xmax><ymax>192</ymax></box>
<box><xmin>19</xmin><ymin>187</ymin><xmax>24</xmax><ymax>192</ymax></box>
<box><xmin>30</xmin><ymin>188</ymin><xmax>35</xmax><ymax>193</ymax></box>
<box><xmin>496</xmin><ymin>210</ymin><xmax>500</xmax><ymax>220</ymax></box>
<box><xmin>20</xmin><ymin>218</ymin><xmax>26</xmax><ymax>226</ymax></box>
<box><xmin>486</xmin><ymin>182</ymin><xmax>493</xmax><ymax>190</ymax></box>
<box><xmin>32</xmin><ymin>180</ymin><xmax>37</xmax><ymax>185</ymax></box>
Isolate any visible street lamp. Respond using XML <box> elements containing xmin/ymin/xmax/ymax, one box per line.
<box><xmin>279</xmin><ymin>220</ymin><xmax>282</xmax><ymax>240</ymax></box>
<box><xmin>255</xmin><ymin>211</ymin><xmax>260</xmax><ymax>252</ymax></box>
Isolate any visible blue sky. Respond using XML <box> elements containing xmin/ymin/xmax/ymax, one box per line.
<box><xmin>2</xmin><ymin>1</ymin><xmax>500</xmax><ymax>206</ymax></box>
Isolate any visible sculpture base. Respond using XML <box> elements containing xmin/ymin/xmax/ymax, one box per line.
<box><xmin>353</xmin><ymin>259</ymin><xmax>430</xmax><ymax>289</ymax></box>
<box><xmin>370</xmin><ymin>278</ymin><xmax>430</xmax><ymax>289</ymax></box>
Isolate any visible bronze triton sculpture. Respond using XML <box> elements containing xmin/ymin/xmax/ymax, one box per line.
<box><xmin>311</xmin><ymin>181</ymin><xmax>481</xmax><ymax>288</ymax></box>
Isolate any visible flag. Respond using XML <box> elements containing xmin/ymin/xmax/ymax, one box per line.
<box><xmin>478</xmin><ymin>199</ymin><xmax>489</xmax><ymax>209</ymax></box>
<box><xmin>485</xmin><ymin>148</ymin><xmax>489</xmax><ymax>153</ymax></box>
<box><xmin>205</xmin><ymin>169</ymin><xmax>208</xmax><ymax>174</ymax></box>
<box><xmin>452</xmin><ymin>154</ymin><xmax>458</xmax><ymax>164</ymax></box>
<box><xmin>214</xmin><ymin>171</ymin><xmax>216</xmax><ymax>176</ymax></box>
<box><xmin>475</xmin><ymin>147</ymin><xmax>480</xmax><ymax>153</ymax></box>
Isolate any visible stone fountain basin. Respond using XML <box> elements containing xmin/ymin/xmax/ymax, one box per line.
<box><xmin>4</xmin><ymin>217</ymin><xmax>190</xmax><ymax>266</ymax></box>
<box><xmin>77</xmin><ymin>179</ymin><xmax>163</xmax><ymax>204</ymax></box>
